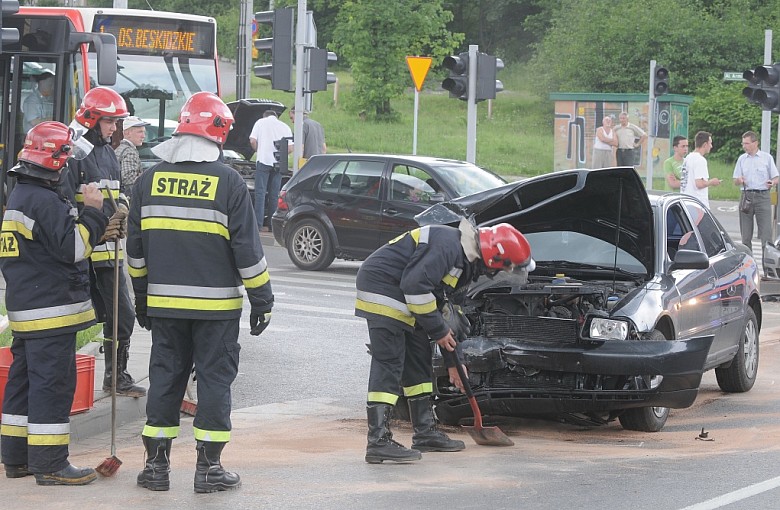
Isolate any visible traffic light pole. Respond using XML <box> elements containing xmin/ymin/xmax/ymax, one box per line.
<box><xmin>292</xmin><ymin>0</ymin><xmax>306</xmax><ymax>173</ymax></box>
<box><xmin>466</xmin><ymin>44</ymin><xmax>478</xmax><ymax>164</ymax></box>
<box><xmin>645</xmin><ymin>60</ymin><xmax>656</xmax><ymax>189</ymax></box>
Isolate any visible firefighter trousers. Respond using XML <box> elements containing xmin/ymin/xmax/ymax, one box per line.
<box><xmin>93</xmin><ymin>266</ymin><xmax>135</xmax><ymax>344</ymax></box>
<box><xmin>143</xmin><ymin>318</ymin><xmax>239</xmax><ymax>442</ymax></box>
<box><xmin>1</xmin><ymin>333</ymin><xmax>77</xmax><ymax>473</ymax></box>
<box><xmin>366</xmin><ymin>323</ymin><xmax>433</xmax><ymax>405</ymax></box>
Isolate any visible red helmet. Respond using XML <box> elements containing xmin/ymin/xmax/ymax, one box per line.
<box><xmin>479</xmin><ymin>223</ymin><xmax>532</xmax><ymax>270</ymax></box>
<box><xmin>15</xmin><ymin>121</ymin><xmax>73</xmax><ymax>179</ymax></box>
<box><xmin>75</xmin><ymin>87</ymin><xmax>129</xmax><ymax>129</ymax></box>
<box><xmin>174</xmin><ymin>91</ymin><xmax>234</xmax><ymax>144</ymax></box>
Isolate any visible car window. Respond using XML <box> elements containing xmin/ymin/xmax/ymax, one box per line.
<box><xmin>427</xmin><ymin>162</ymin><xmax>505</xmax><ymax>197</ymax></box>
<box><xmin>524</xmin><ymin>231</ymin><xmax>645</xmax><ymax>273</ymax></box>
<box><xmin>390</xmin><ymin>165</ymin><xmax>440</xmax><ymax>204</ymax></box>
<box><xmin>320</xmin><ymin>160</ymin><xmax>384</xmax><ymax>198</ymax></box>
<box><xmin>666</xmin><ymin>203</ymin><xmax>699</xmax><ymax>259</ymax></box>
<box><xmin>684</xmin><ymin>201</ymin><xmax>726</xmax><ymax>257</ymax></box>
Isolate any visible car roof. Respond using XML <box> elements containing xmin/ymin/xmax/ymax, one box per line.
<box><xmin>310</xmin><ymin>153</ymin><xmax>478</xmax><ymax>166</ymax></box>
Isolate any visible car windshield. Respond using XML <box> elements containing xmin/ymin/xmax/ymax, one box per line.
<box><xmin>525</xmin><ymin>231</ymin><xmax>646</xmax><ymax>274</ymax></box>
<box><xmin>432</xmin><ymin>163</ymin><xmax>506</xmax><ymax>197</ymax></box>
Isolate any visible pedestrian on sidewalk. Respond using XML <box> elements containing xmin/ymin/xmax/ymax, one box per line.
<box><xmin>127</xmin><ymin>92</ymin><xmax>274</xmax><ymax>493</ymax></box>
<box><xmin>355</xmin><ymin>220</ymin><xmax>533</xmax><ymax>464</ymax></box>
<box><xmin>115</xmin><ymin>116</ymin><xmax>150</xmax><ymax>196</ymax></box>
<box><xmin>249</xmin><ymin>109</ymin><xmax>292</xmax><ymax>231</ymax></box>
<box><xmin>733</xmin><ymin>130</ymin><xmax>779</xmax><ymax>279</ymax></box>
<box><xmin>1</xmin><ymin>122</ymin><xmax>113</xmax><ymax>485</ymax></box>
<box><xmin>60</xmin><ymin>87</ymin><xmax>146</xmax><ymax>398</ymax></box>
<box><xmin>680</xmin><ymin>131</ymin><xmax>720</xmax><ymax>208</ymax></box>
<box><xmin>289</xmin><ymin>107</ymin><xmax>326</xmax><ymax>168</ymax></box>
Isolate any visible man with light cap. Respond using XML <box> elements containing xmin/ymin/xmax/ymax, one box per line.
<box><xmin>127</xmin><ymin>91</ymin><xmax>274</xmax><ymax>493</ymax></box>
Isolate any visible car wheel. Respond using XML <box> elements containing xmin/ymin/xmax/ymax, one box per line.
<box><xmin>286</xmin><ymin>218</ymin><xmax>335</xmax><ymax>271</ymax></box>
<box><xmin>715</xmin><ymin>307</ymin><xmax>759</xmax><ymax>393</ymax></box>
<box><xmin>618</xmin><ymin>329</ymin><xmax>670</xmax><ymax>432</ymax></box>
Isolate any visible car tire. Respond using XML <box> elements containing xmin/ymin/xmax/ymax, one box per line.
<box><xmin>618</xmin><ymin>329</ymin><xmax>670</xmax><ymax>432</ymax></box>
<box><xmin>286</xmin><ymin>218</ymin><xmax>335</xmax><ymax>271</ymax></box>
<box><xmin>715</xmin><ymin>307</ymin><xmax>759</xmax><ymax>393</ymax></box>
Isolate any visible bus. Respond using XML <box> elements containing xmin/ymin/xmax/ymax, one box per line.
<box><xmin>0</xmin><ymin>7</ymin><xmax>220</xmax><ymax>208</ymax></box>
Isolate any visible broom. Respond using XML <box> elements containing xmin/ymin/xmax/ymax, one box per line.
<box><xmin>96</xmin><ymin>192</ymin><xmax>124</xmax><ymax>476</ymax></box>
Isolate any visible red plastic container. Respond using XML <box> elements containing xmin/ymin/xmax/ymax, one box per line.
<box><xmin>0</xmin><ymin>346</ymin><xmax>95</xmax><ymax>415</ymax></box>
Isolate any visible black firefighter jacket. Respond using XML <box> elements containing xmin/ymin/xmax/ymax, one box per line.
<box><xmin>60</xmin><ymin>140</ymin><xmax>129</xmax><ymax>269</ymax></box>
<box><xmin>126</xmin><ymin>160</ymin><xmax>273</xmax><ymax>320</ymax></box>
<box><xmin>0</xmin><ymin>178</ymin><xmax>108</xmax><ymax>338</ymax></box>
<box><xmin>355</xmin><ymin>224</ymin><xmax>477</xmax><ymax>341</ymax></box>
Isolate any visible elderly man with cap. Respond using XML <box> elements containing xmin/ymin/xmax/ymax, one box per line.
<box><xmin>115</xmin><ymin>116</ymin><xmax>150</xmax><ymax>194</ymax></box>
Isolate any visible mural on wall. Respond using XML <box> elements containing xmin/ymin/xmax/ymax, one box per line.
<box><xmin>552</xmin><ymin>98</ymin><xmax>687</xmax><ymax>188</ymax></box>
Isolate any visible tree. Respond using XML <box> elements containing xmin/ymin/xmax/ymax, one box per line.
<box><xmin>330</xmin><ymin>0</ymin><xmax>462</xmax><ymax>118</ymax></box>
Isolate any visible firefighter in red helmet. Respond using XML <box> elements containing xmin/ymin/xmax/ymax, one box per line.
<box><xmin>60</xmin><ymin>86</ymin><xmax>147</xmax><ymax>398</ymax></box>
<box><xmin>1</xmin><ymin>122</ymin><xmax>109</xmax><ymax>485</ymax></box>
<box><xmin>127</xmin><ymin>92</ymin><xmax>273</xmax><ymax>493</ymax></box>
<box><xmin>355</xmin><ymin>220</ymin><xmax>531</xmax><ymax>464</ymax></box>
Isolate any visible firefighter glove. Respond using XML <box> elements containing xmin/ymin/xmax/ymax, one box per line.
<box><xmin>135</xmin><ymin>296</ymin><xmax>151</xmax><ymax>331</ymax></box>
<box><xmin>101</xmin><ymin>204</ymin><xmax>128</xmax><ymax>242</ymax></box>
<box><xmin>250</xmin><ymin>310</ymin><xmax>272</xmax><ymax>336</ymax></box>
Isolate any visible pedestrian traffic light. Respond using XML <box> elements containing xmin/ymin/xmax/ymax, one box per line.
<box><xmin>743</xmin><ymin>64</ymin><xmax>780</xmax><ymax>113</ymax></box>
<box><xmin>442</xmin><ymin>52</ymin><xmax>469</xmax><ymax>100</ymax></box>
<box><xmin>475</xmin><ymin>52</ymin><xmax>504</xmax><ymax>102</ymax></box>
<box><xmin>653</xmin><ymin>66</ymin><xmax>669</xmax><ymax>97</ymax></box>
<box><xmin>306</xmin><ymin>47</ymin><xmax>337</xmax><ymax>92</ymax></box>
<box><xmin>254</xmin><ymin>7</ymin><xmax>294</xmax><ymax>91</ymax></box>
<box><xmin>1</xmin><ymin>0</ymin><xmax>20</xmax><ymax>54</ymax></box>
<box><xmin>273</xmin><ymin>137</ymin><xmax>289</xmax><ymax>174</ymax></box>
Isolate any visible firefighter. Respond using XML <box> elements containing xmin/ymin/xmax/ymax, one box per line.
<box><xmin>356</xmin><ymin>220</ymin><xmax>532</xmax><ymax>464</ymax></box>
<box><xmin>127</xmin><ymin>92</ymin><xmax>274</xmax><ymax>493</ymax></box>
<box><xmin>60</xmin><ymin>87</ymin><xmax>146</xmax><ymax>398</ymax></box>
<box><xmin>0</xmin><ymin>122</ymin><xmax>112</xmax><ymax>484</ymax></box>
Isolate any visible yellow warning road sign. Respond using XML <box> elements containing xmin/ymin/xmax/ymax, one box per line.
<box><xmin>406</xmin><ymin>56</ymin><xmax>432</xmax><ymax>92</ymax></box>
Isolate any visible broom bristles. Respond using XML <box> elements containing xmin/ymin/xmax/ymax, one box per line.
<box><xmin>95</xmin><ymin>455</ymin><xmax>122</xmax><ymax>477</ymax></box>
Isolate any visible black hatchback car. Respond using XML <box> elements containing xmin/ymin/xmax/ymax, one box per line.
<box><xmin>272</xmin><ymin>154</ymin><xmax>506</xmax><ymax>270</ymax></box>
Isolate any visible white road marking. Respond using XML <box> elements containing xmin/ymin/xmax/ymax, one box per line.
<box><xmin>678</xmin><ymin>475</ymin><xmax>780</xmax><ymax>510</ymax></box>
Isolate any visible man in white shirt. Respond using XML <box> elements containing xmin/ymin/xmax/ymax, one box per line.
<box><xmin>680</xmin><ymin>131</ymin><xmax>720</xmax><ymax>208</ymax></box>
<box><xmin>249</xmin><ymin>110</ymin><xmax>292</xmax><ymax>231</ymax></box>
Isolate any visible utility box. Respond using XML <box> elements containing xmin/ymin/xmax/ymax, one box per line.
<box><xmin>550</xmin><ymin>93</ymin><xmax>693</xmax><ymax>189</ymax></box>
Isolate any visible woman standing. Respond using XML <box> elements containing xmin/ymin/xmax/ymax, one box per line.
<box><xmin>592</xmin><ymin>116</ymin><xmax>617</xmax><ymax>168</ymax></box>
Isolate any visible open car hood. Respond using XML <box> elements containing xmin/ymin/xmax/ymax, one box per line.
<box><xmin>224</xmin><ymin>98</ymin><xmax>287</xmax><ymax>160</ymax></box>
<box><xmin>416</xmin><ymin>167</ymin><xmax>654</xmax><ymax>277</ymax></box>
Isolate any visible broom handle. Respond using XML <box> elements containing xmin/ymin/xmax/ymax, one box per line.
<box><xmin>107</xmin><ymin>191</ymin><xmax>120</xmax><ymax>456</ymax></box>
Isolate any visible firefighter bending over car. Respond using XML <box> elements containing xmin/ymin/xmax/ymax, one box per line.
<box><xmin>59</xmin><ymin>87</ymin><xmax>146</xmax><ymax>398</ymax></box>
<box><xmin>1</xmin><ymin>122</ymin><xmax>121</xmax><ymax>485</ymax></box>
<box><xmin>126</xmin><ymin>92</ymin><xmax>274</xmax><ymax>493</ymax></box>
<box><xmin>355</xmin><ymin>220</ymin><xmax>532</xmax><ymax>463</ymax></box>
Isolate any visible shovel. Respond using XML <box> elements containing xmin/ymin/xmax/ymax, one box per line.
<box><xmin>452</xmin><ymin>358</ymin><xmax>514</xmax><ymax>447</ymax></box>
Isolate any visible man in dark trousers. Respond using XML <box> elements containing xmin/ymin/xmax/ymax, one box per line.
<box><xmin>0</xmin><ymin>121</ymin><xmax>111</xmax><ymax>485</ymax></box>
<box><xmin>355</xmin><ymin>220</ymin><xmax>532</xmax><ymax>463</ymax></box>
<box><xmin>127</xmin><ymin>92</ymin><xmax>274</xmax><ymax>493</ymax></box>
<box><xmin>61</xmin><ymin>87</ymin><xmax>146</xmax><ymax>398</ymax></box>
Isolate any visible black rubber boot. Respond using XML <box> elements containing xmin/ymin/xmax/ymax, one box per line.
<box><xmin>103</xmin><ymin>341</ymin><xmax>146</xmax><ymax>397</ymax></box>
<box><xmin>365</xmin><ymin>403</ymin><xmax>422</xmax><ymax>464</ymax></box>
<box><xmin>34</xmin><ymin>464</ymin><xmax>97</xmax><ymax>486</ymax></box>
<box><xmin>4</xmin><ymin>464</ymin><xmax>32</xmax><ymax>478</ymax></box>
<box><xmin>408</xmin><ymin>395</ymin><xmax>466</xmax><ymax>452</ymax></box>
<box><xmin>194</xmin><ymin>441</ymin><xmax>241</xmax><ymax>493</ymax></box>
<box><xmin>137</xmin><ymin>437</ymin><xmax>172</xmax><ymax>491</ymax></box>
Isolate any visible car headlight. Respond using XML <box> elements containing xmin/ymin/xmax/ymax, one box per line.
<box><xmin>589</xmin><ymin>318</ymin><xmax>629</xmax><ymax>340</ymax></box>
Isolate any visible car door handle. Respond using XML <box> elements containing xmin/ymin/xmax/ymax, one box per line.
<box><xmin>384</xmin><ymin>208</ymin><xmax>399</xmax><ymax>216</ymax></box>
<box><xmin>322</xmin><ymin>199</ymin><xmax>335</xmax><ymax>207</ymax></box>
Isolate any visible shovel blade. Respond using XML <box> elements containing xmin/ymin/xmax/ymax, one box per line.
<box><xmin>462</xmin><ymin>425</ymin><xmax>514</xmax><ymax>447</ymax></box>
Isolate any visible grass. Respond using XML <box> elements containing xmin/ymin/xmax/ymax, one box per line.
<box><xmin>238</xmin><ymin>64</ymin><xmax>746</xmax><ymax>201</ymax></box>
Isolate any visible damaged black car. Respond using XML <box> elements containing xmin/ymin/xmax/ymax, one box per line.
<box><xmin>418</xmin><ymin>167</ymin><xmax>762</xmax><ymax>432</ymax></box>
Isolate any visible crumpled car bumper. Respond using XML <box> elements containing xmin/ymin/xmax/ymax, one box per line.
<box><xmin>434</xmin><ymin>335</ymin><xmax>713</xmax><ymax>421</ymax></box>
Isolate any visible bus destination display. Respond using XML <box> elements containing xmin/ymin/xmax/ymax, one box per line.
<box><xmin>92</xmin><ymin>15</ymin><xmax>215</xmax><ymax>58</ymax></box>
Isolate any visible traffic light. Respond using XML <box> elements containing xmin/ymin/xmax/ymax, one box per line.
<box><xmin>273</xmin><ymin>137</ymin><xmax>289</xmax><ymax>174</ymax></box>
<box><xmin>1</xmin><ymin>0</ymin><xmax>20</xmax><ymax>54</ymax></box>
<box><xmin>475</xmin><ymin>52</ymin><xmax>504</xmax><ymax>102</ymax></box>
<box><xmin>743</xmin><ymin>64</ymin><xmax>780</xmax><ymax>112</ymax></box>
<box><xmin>442</xmin><ymin>52</ymin><xmax>469</xmax><ymax>100</ymax></box>
<box><xmin>306</xmin><ymin>47</ymin><xmax>337</xmax><ymax>92</ymax></box>
<box><xmin>254</xmin><ymin>7</ymin><xmax>294</xmax><ymax>91</ymax></box>
<box><xmin>653</xmin><ymin>66</ymin><xmax>669</xmax><ymax>97</ymax></box>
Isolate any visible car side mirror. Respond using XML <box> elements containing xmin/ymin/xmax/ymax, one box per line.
<box><xmin>669</xmin><ymin>249</ymin><xmax>709</xmax><ymax>271</ymax></box>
